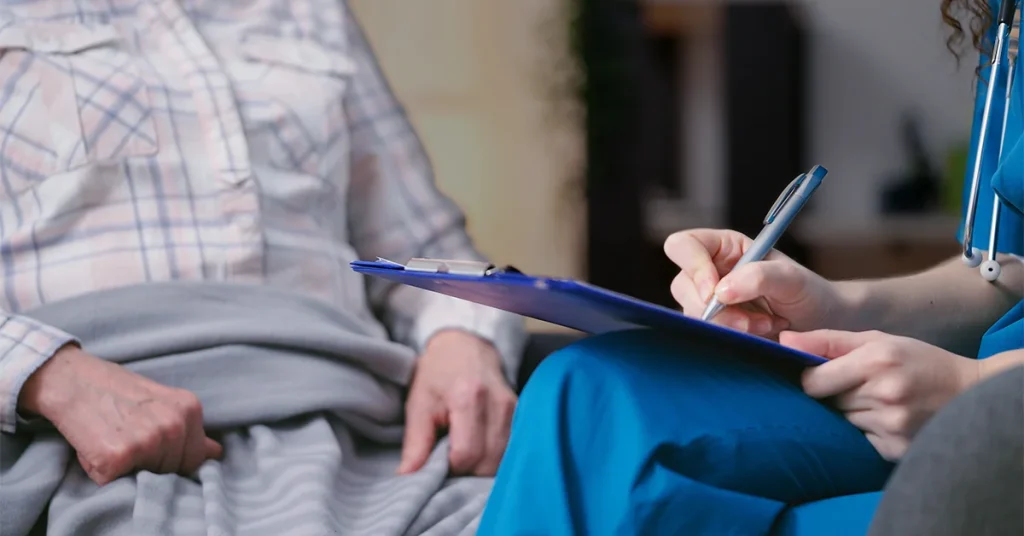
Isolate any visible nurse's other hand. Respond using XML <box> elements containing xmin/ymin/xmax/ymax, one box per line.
<box><xmin>782</xmin><ymin>329</ymin><xmax>979</xmax><ymax>461</ymax></box>
<box><xmin>664</xmin><ymin>228</ymin><xmax>844</xmax><ymax>337</ymax></box>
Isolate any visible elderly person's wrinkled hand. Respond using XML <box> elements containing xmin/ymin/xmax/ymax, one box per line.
<box><xmin>397</xmin><ymin>330</ymin><xmax>516</xmax><ymax>477</ymax></box>
<box><xmin>19</xmin><ymin>346</ymin><xmax>222</xmax><ymax>485</ymax></box>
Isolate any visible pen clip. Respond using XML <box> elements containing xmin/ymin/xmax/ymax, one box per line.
<box><xmin>764</xmin><ymin>174</ymin><xmax>804</xmax><ymax>225</ymax></box>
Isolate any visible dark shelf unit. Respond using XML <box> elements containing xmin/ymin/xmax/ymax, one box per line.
<box><xmin>581</xmin><ymin>1</ymin><xmax>810</xmax><ymax>306</ymax></box>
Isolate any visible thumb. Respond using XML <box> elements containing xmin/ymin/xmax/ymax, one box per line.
<box><xmin>779</xmin><ymin>329</ymin><xmax>885</xmax><ymax>359</ymax></box>
<box><xmin>204</xmin><ymin>437</ymin><xmax>223</xmax><ymax>460</ymax></box>
<box><xmin>715</xmin><ymin>260</ymin><xmax>808</xmax><ymax>306</ymax></box>
<box><xmin>397</xmin><ymin>401</ymin><xmax>438</xmax><ymax>475</ymax></box>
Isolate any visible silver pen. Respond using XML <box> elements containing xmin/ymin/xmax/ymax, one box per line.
<box><xmin>701</xmin><ymin>165</ymin><xmax>829</xmax><ymax>322</ymax></box>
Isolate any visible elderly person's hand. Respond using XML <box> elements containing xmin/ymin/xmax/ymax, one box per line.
<box><xmin>782</xmin><ymin>329</ymin><xmax>979</xmax><ymax>460</ymax></box>
<box><xmin>19</xmin><ymin>345</ymin><xmax>222</xmax><ymax>485</ymax></box>
<box><xmin>397</xmin><ymin>330</ymin><xmax>516</xmax><ymax>477</ymax></box>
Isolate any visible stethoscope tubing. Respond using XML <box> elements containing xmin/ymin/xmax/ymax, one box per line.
<box><xmin>986</xmin><ymin>57</ymin><xmax>1015</xmax><ymax>262</ymax></box>
<box><xmin>962</xmin><ymin>0</ymin><xmax>1019</xmax><ymax>280</ymax></box>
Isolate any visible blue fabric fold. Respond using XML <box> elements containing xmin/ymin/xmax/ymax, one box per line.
<box><xmin>992</xmin><ymin>135</ymin><xmax>1023</xmax><ymax>214</ymax></box>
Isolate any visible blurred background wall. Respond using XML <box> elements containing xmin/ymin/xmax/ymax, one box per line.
<box><xmin>803</xmin><ymin>0</ymin><xmax>975</xmax><ymax>224</ymax></box>
<box><xmin>349</xmin><ymin>0</ymin><xmax>586</xmax><ymax>280</ymax></box>
<box><xmin>349</xmin><ymin>0</ymin><xmax>978</xmax><ymax>320</ymax></box>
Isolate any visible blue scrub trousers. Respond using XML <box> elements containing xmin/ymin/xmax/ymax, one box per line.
<box><xmin>479</xmin><ymin>330</ymin><xmax>894</xmax><ymax>535</ymax></box>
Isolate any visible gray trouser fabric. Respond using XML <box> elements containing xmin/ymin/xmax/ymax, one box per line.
<box><xmin>868</xmin><ymin>365</ymin><xmax>1024</xmax><ymax>536</ymax></box>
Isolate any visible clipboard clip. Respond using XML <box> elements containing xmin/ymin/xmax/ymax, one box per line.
<box><xmin>378</xmin><ymin>257</ymin><xmax>521</xmax><ymax>277</ymax></box>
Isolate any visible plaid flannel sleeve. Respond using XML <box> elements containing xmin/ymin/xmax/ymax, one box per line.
<box><xmin>342</xmin><ymin>6</ymin><xmax>527</xmax><ymax>385</ymax></box>
<box><xmin>0</xmin><ymin>313</ymin><xmax>78</xmax><ymax>433</ymax></box>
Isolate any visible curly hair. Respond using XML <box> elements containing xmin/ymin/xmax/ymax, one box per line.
<box><xmin>941</xmin><ymin>0</ymin><xmax>994</xmax><ymax>66</ymax></box>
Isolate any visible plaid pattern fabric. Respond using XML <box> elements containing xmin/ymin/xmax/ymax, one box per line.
<box><xmin>0</xmin><ymin>0</ymin><xmax>525</xmax><ymax>432</ymax></box>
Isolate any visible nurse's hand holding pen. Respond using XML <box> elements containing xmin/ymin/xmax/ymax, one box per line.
<box><xmin>668</xmin><ymin>166</ymin><xmax>837</xmax><ymax>337</ymax></box>
<box><xmin>664</xmin><ymin>228</ymin><xmax>851</xmax><ymax>339</ymax></box>
<box><xmin>664</xmin><ymin>228</ymin><xmax>981</xmax><ymax>461</ymax></box>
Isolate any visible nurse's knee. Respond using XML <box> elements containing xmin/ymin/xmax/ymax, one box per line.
<box><xmin>520</xmin><ymin>328</ymin><xmax>728</xmax><ymax>392</ymax></box>
<box><xmin>516</xmin><ymin>337</ymin><xmax>598</xmax><ymax>407</ymax></box>
<box><xmin>516</xmin><ymin>329</ymin><xmax>690</xmax><ymax>421</ymax></box>
<box><xmin>515</xmin><ymin>328</ymin><xmax>805</xmax><ymax>429</ymax></box>
<box><xmin>519</xmin><ymin>330</ymin><xmax>652</xmax><ymax>397</ymax></box>
<box><xmin>515</xmin><ymin>332</ymin><xmax>627</xmax><ymax>419</ymax></box>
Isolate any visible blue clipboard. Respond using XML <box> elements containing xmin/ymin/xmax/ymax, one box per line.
<box><xmin>351</xmin><ymin>258</ymin><xmax>826</xmax><ymax>367</ymax></box>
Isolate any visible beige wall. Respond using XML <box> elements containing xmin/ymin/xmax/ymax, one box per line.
<box><xmin>348</xmin><ymin>0</ymin><xmax>585</xmax><ymax>292</ymax></box>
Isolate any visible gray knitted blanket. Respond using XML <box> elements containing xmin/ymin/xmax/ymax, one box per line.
<box><xmin>0</xmin><ymin>283</ymin><xmax>491</xmax><ymax>535</ymax></box>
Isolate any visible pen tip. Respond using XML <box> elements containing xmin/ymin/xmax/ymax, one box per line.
<box><xmin>701</xmin><ymin>299</ymin><xmax>722</xmax><ymax>322</ymax></box>
<box><xmin>700</xmin><ymin>307</ymin><xmax>713</xmax><ymax>322</ymax></box>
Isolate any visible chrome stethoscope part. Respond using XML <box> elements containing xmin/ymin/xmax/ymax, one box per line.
<box><xmin>963</xmin><ymin>0</ymin><xmax>1019</xmax><ymax>281</ymax></box>
<box><xmin>982</xmin><ymin>42</ymin><xmax>1016</xmax><ymax>282</ymax></box>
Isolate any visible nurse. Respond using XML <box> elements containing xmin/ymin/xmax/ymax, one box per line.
<box><xmin>478</xmin><ymin>1</ymin><xmax>1024</xmax><ymax>534</ymax></box>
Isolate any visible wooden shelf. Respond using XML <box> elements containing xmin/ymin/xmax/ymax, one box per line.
<box><xmin>791</xmin><ymin>214</ymin><xmax>961</xmax><ymax>246</ymax></box>
<box><xmin>793</xmin><ymin>214</ymin><xmax>962</xmax><ymax>280</ymax></box>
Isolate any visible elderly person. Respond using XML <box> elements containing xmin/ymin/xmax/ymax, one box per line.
<box><xmin>0</xmin><ymin>2</ymin><xmax>524</xmax><ymax>535</ymax></box>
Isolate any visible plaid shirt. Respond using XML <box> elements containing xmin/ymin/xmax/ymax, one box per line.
<box><xmin>0</xmin><ymin>0</ymin><xmax>525</xmax><ymax>433</ymax></box>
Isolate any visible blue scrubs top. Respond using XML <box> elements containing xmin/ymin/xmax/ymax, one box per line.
<box><xmin>958</xmin><ymin>19</ymin><xmax>1024</xmax><ymax>359</ymax></box>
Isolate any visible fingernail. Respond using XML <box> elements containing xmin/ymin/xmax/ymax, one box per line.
<box><xmin>752</xmin><ymin>318</ymin><xmax>772</xmax><ymax>335</ymax></box>
<box><xmin>727</xmin><ymin>316</ymin><xmax>749</xmax><ymax>332</ymax></box>
<box><xmin>715</xmin><ymin>283</ymin><xmax>732</xmax><ymax>302</ymax></box>
<box><xmin>699</xmin><ymin>279</ymin><xmax>715</xmax><ymax>301</ymax></box>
